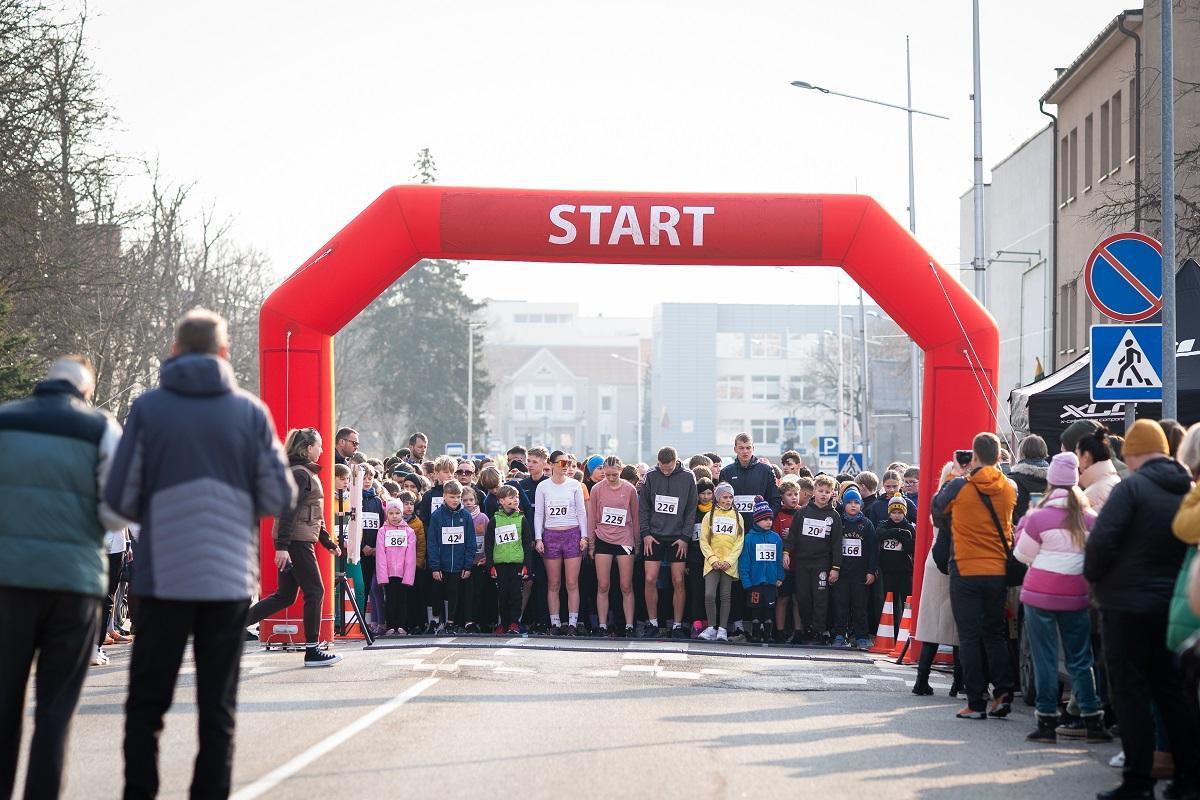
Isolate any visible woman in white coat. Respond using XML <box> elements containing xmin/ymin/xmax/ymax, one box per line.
<box><xmin>912</xmin><ymin>461</ymin><xmax>963</xmax><ymax>696</ymax></box>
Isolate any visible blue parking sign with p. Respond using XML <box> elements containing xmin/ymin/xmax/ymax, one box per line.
<box><xmin>818</xmin><ymin>436</ymin><xmax>839</xmax><ymax>457</ymax></box>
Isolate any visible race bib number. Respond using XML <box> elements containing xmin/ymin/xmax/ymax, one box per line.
<box><xmin>734</xmin><ymin>495</ymin><xmax>756</xmax><ymax>514</ymax></box>
<box><xmin>601</xmin><ymin>506</ymin><xmax>628</xmax><ymax>527</ymax></box>
<box><xmin>654</xmin><ymin>495</ymin><xmax>679</xmax><ymax>515</ymax></box>
<box><xmin>693</xmin><ymin>523</ymin><xmax>701</xmax><ymax>541</ymax></box>
<box><xmin>430</xmin><ymin>497</ymin><xmax>445</xmax><ymax>515</ymax></box>
<box><xmin>842</xmin><ymin>539</ymin><xmax>862</xmax><ymax>558</ymax></box>
<box><xmin>801</xmin><ymin>518</ymin><xmax>829</xmax><ymax>538</ymax></box>
<box><xmin>495</xmin><ymin>524</ymin><xmax>519</xmax><ymax>545</ymax></box>
<box><xmin>361</xmin><ymin>512</ymin><xmax>379</xmax><ymax>531</ymax></box>
<box><xmin>882</xmin><ymin>539</ymin><xmax>903</xmax><ymax>552</ymax></box>
<box><xmin>755</xmin><ymin>543</ymin><xmax>777</xmax><ymax>561</ymax></box>
<box><xmin>441</xmin><ymin>526</ymin><xmax>465</xmax><ymax>545</ymax></box>
<box><xmin>547</xmin><ymin>504</ymin><xmax>569</xmax><ymax>519</ymax></box>
<box><xmin>712</xmin><ymin>518</ymin><xmax>737</xmax><ymax>536</ymax></box>
<box><xmin>386</xmin><ymin>531</ymin><xmax>407</xmax><ymax>549</ymax></box>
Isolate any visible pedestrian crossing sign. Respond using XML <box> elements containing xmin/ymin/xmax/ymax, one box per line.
<box><xmin>1090</xmin><ymin>324</ymin><xmax>1163</xmax><ymax>403</ymax></box>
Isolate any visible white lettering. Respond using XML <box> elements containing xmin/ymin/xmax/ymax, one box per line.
<box><xmin>579</xmin><ymin>205</ymin><xmax>612</xmax><ymax>245</ymax></box>
<box><xmin>682</xmin><ymin>206</ymin><xmax>714</xmax><ymax>245</ymax></box>
<box><xmin>548</xmin><ymin>204</ymin><xmax>577</xmax><ymax>244</ymax></box>
<box><xmin>648</xmin><ymin>205</ymin><xmax>680</xmax><ymax>246</ymax></box>
<box><xmin>608</xmin><ymin>206</ymin><xmax>645</xmax><ymax>245</ymax></box>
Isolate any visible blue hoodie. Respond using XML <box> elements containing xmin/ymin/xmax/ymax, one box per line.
<box><xmin>839</xmin><ymin>510</ymin><xmax>879</xmax><ymax>577</ymax></box>
<box><xmin>426</xmin><ymin>501</ymin><xmax>477</xmax><ymax>574</ymax></box>
<box><xmin>738</xmin><ymin>525</ymin><xmax>785</xmax><ymax>589</ymax></box>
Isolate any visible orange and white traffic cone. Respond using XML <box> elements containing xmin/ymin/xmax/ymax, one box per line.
<box><xmin>934</xmin><ymin>643</ymin><xmax>955</xmax><ymax>666</ymax></box>
<box><xmin>870</xmin><ymin>592</ymin><xmax>897</xmax><ymax>654</ymax></box>
<box><xmin>889</xmin><ymin>596</ymin><xmax>914</xmax><ymax>661</ymax></box>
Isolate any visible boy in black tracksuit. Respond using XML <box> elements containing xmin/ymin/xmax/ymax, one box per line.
<box><xmin>788</xmin><ymin>475</ymin><xmax>843</xmax><ymax>643</ymax></box>
<box><xmin>830</xmin><ymin>486</ymin><xmax>878</xmax><ymax>648</ymax></box>
<box><xmin>875</xmin><ymin>494</ymin><xmax>915</xmax><ymax>639</ymax></box>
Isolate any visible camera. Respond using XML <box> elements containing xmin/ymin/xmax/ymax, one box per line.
<box><xmin>954</xmin><ymin>449</ymin><xmax>973</xmax><ymax>467</ymax></box>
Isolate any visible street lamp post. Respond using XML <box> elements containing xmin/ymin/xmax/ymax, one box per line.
<box><xmin>467</xmin><ymin>321</ymin><xmax>485</xmax><ymax>453</ymax></box>
<box><xmin>611</xmin><ymin>353</ymin><xmax>647</xmax><ymax>463</ymax></box>
<box><xmin>791</xmin><ymin>40</ymin><xmax>946</xmax><ymax>464</ymax></box>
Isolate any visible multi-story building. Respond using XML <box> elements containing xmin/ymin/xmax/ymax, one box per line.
<box><xmin>650</xmin><ymin>302</ymin><xmax>914</xmax><ymax>468</ymax></box>
<box><xmin>1041</xmin><ymin>1</ymin><xmax>1200</xmax><ymax>369</ymax></box>
<box><xmin>959</xmin><ymin>125</ymin><xmax>1055</xmax><ymax>398</ymax></box>
<box><xmin>479</xmin><ymin>300</ymin><xmax>650</xmax><ymax>460</ymax></box>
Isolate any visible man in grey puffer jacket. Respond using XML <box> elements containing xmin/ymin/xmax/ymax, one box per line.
<box><xmin>104</xmin><ymin>309</ymin><xmax>295</xmax><ymax>800</ymax></box>
<box><xmin>637</xmin><ymin>446</ymin><xmax>697</xmax><ymax>638</ymax></box>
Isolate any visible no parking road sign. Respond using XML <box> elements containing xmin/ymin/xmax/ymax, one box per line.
<box><xmin>1085</xmin><ymin>232</ymin><xmax>1163</xmax><ymax>322</ymax></box>
<box><xmin>1090</xmin><ymin>324</ymin><xmax>1163</xmax><ymax>403</ymax></box>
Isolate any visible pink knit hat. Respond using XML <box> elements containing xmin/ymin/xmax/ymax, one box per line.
<box><xmin>1047</xmin><ymin>452</ymin><xmax>1080</xmax><ymax>487</ymax></box>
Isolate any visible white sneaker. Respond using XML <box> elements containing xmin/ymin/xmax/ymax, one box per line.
<box><xmin>1109</xmin><ymin>751</ymin><xmax>1125</xmax><ymax>769</ymax></box>
<box><xmin>90</xmin><ymin>647</ymin><xmax>109</xmax><ymax>666</ymax></box>
<box><xmin>715</xmin><ymin>627</ymin><xmax>729</xmax><ymax>642</ymax></box>
<box><xmin>698</xmin><ymin>626</ymin><xmax>717</xmax><ymax>641</ymax></box>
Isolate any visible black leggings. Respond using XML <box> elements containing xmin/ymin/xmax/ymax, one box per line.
<box><xmin>247</xmin><ymin>541</ymin><xmax>324</xmax><ymax>644</ymax></box>
<box><xmin>435</xmin><ymin>572</ymin><xmax>463</xmax><ymax>624</ymax></box>
<box><xmin>384</xmin><ymin>579</ymin><xmax>409</xmax><ymax>630</ymax></box>
<box><xmin>495</xmin><ymin>563</ymin><xmax>523</xmax><ymax>627</ymax></box>
<box><xmin>100</xmin><ymin>551</ymin><xmax>124</xmax><ymax>646</ymax></box>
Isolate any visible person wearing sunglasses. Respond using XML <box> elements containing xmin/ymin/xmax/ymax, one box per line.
<box><xmin>533</xmin><ymin>450</ymin><xmax>589</xmax><ymax>635</ymax></box>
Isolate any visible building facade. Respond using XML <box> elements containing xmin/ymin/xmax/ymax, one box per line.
<box><xmin>651</xmin><ymin>302</ymin><xmax>914</xmax><ymax>467</ymax></box>
<box><xmin>960</xmin><ymin>125</ymin><xmax>1055</xmax><ymax>398</ymax></box>
<box><xmin>1041</xmin><ymin>1</ymin><xmax>1200</xmax><ymax>369</ymax></box>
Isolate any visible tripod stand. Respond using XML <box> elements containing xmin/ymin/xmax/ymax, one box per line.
<box><xmin>334</xmin><ymin>546</ymin><xmax>374</xmax><ymax>646</ymax></box>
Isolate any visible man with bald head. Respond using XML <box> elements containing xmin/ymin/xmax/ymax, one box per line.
<box><xmin>0</xmin><ymin>355</ymin><xmax>128</xmax><ymax>799</ymax></box>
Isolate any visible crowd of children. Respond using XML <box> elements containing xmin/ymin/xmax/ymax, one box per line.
<box><xmin>329</xmin><ymin>430</ymin><xmax>919</xmax><ymax>646</ymax></box>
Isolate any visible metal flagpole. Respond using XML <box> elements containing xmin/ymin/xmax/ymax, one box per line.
<box><xmin>1161</xmin><ymin>0</ymin><xmax>1178</xmax><ymax>419</ymax></box>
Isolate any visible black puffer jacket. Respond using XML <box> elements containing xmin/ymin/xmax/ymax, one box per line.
<box><xmin>1009</xmin><ymin>459</ymin><xmax>1048</xmax><ymax>524</ymax></box>
<box><xmin>1084</xmin><ymin>456</ymin><xmax>1192</xmax><ymax>614</ymax></box>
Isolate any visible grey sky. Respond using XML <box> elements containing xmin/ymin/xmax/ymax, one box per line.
<box><xmin>87</xmin><ymin>1</ymin><xmax>1130</xmax><ymax>317</ymax></box>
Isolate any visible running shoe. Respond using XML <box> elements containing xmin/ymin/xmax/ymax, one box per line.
<box><xmin>715</xmin><ymin>627</ymin><xmax>729</xmax><ymax>642</ymax></box>
<box><xmin>1110</xmin><ymin>752</ymin><xmax>1125</xmax><ymax>769</ymax></box>
<box><xmin>623</xmin><ymin>625</ymin><xmax>636</xmax><ymax>639</ymax></box>
<box><xmin>602</xmin><ymin>626</ymin><xmax>614</xmax><ymax>639</ymax></box>
<box><xmin>565</xmin><ymin>624</ymin><xmax>577</xmax><ymax>637</ymax></box>
<box><xmin>90</xmin><ymin>647</ymin><xmax>109</xmax><ymax>666</ymax></box>
<box><xmin>464</xmin><ymin>622</ymin><xmax>480</xmax><ymax>634</ymax></box>
<box><xmin>395</xmin><ymin>628</ymin><xmax>407</xmax><ymax>636</ymax></box>
<box><xmin>855</xmin><ymin>637</ymin><xmax>871</xmax><ymax>650</ymax></box>
<box><xmin>698</xmin><ymin>626</ymin><xmax>718</xmax><ymax>641</ymax></box>
<box><xmin>728</xmin><ymin>629</ymin><xmax>747</xmax><ymax>643</ymax></box>
<box><xmin>493</xmin><ymin>624</ymin><xmax>505</xmax><ymax>635</ymax></box>
<box><xmin>549</xmin><ymin>625</ymin><xmax>563</xmax><ymax>637</ymax></box>
<box><xmin>832</xmin><ymin>635</ymin><xmax>848</xmax><ymax>648</ymax></box>
<box><xmin>641</xmin><ymin>623</ymin><xmax>661</xmax><ymax>639</ymax></box>
<box><xmin>433</xmin><ymin>624</ymin><xmax>449</xmax><ymax>636</ymax></box>
<box><xmin>988</xmin><ymin>693</ymin><xmax>1013</xmax><ymax>718</ymax></box>
<box><xmin>304</xmin><ymin>648</ymin><xmax>343</xmax><ymax>667</ymax></box>
<box><xmin>506</xmin><ymin>623</ymin><xmax>521</xmax><ymax>635</ymax></box>
<box><xmin>671</xmin><ymin>624</ymin><xmax>689</xmax><ymax>640</ymax></box>
<box><xmin>955</xmin><ymin>707</ymin><xmax>987</xmax><ymax>720</ymax></box>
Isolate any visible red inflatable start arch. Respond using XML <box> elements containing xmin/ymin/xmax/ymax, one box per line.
<box><xmin>258</xmin><ymin>186</ymin><xmax>999</xmax><ymax>642</ymax></box>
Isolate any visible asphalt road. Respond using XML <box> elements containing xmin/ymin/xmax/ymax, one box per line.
<box><xmin>16</xmin><ymin>636</ymin><xmax>1122</xmax><ymax>799</ymax></box>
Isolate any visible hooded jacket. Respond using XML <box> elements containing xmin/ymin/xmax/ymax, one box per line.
<box><xmin>0</xmin><ymin>380</ymin><xmax>128</xmax><ymax>596</ymax></box>
<box><xmin>1085</xmin><ymin>456</ymin><xmax>1192</xmax><ymax>614</ymax></box>
<box><xmin>375</xmin><ymin>519</ymin><xmax>417</xmax><ymax>586</ymax></box>
<box><xmin>1014</xmin><ymin>489</ymin><xmax>1096</xmax><ymax>612</ymax></box>
<box><xmin>699</xmin><ymin>506</ymin><xmax>745</xmax><ymax>578</ymax></box>
<box><xmin>719</xmin><ymin>455</ymin><xmax>781</xmax><ymax>529</ymax></box>
<box><xmin>838</xmin><ymin>510</ymin><xmax>879</xmax><ymax>577</ymax></box>
<box><xmin>738</xmin><ymin>526</ymin><xmax>785</xmax><ymax>588</ymax></box>
<box><xmin>1010</xmin><ymin>458</ymin><xmax>1049</xmax><ymax>523</ymax></box>
<box><xmin>788</xmin><ymin>500</ymin><xmax>843</xmax><ymax>567</ymax></box>
<box><xmin>426</xmin><ymin>501</ymin><xmax>477</xmax><ymax>574</ymax></box>
<box><xmin>638</xmin><ymin>461</ymin><xmax>698</xmax><ymax>543</ymax></box>
<box><xmin>104</xmin><ymin>354</ymin><xmax>296</xmax><ymax>601</ymax></box>
<box><xmin>931</xmin><ymin>465</ymin><xmax>1017</xmax><ymax>578</ymax></box>
<box><xmin>876</xmin><ymin>517</ymin><xmax>916</xmax><ymax>576</ymax></box>
<box><xmin>274</xmin><ymin>459</ymin><xmax>336</xmax><ymax>552</ymax></box>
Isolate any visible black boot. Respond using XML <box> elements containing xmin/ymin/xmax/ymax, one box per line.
<box><xmin>949</xmin><ymin>646</ymin><xmax>963</xmax><ymax>697</ymax></box>
<box><xmin>750</xmin><ymin>621</ymin><xmax>762</xmax><ymax>643</ymax></box>
<box><xmin>762</xmin><ymin>620</ymin><xmax>774</xmax><ymax>644</ymax></box>
<box><xmin>911</xmin><ymin>640</ymin><xmax>936</xmax><ymax>695</ymax></box>
<box><xmin>1026</xmin><ymin>713</ymin><xmax>1058</xmax><ymax>743</ymax></box>
<box><xmin>1096</xmin><ymin>784</ymin><xmax>1155</xmax><ymax>799</ymax></box>
<box><xmin>1083</xmin><ymin>713</ymin><xmax>1114</xmax><ymax>743</ymax></box>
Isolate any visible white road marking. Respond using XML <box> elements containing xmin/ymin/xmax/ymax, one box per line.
<box><xmin>823</xmin><ymin>676</ymin><xmax>869</xmax><ymax>685</ymax></box>
<box><xmin>587</xmin><ymin>669</ymin><xmax>621</xmax><ymax>677</ymax></box>
<box><xmin>413</xmin><ymin>663</ymin><xmax>459</xmax><ymax>672</ymax></box>
<box><xmin>865</xmin><ymin>675</ymin><xmax>907</xmax><ymax>682</ymax></box>
<box><xmin>622</xmin><ymin>652</ymin><xmax>688</xmax><ymax>661</ymax></box>
<box><xmin>455</xmin><ymin>659</ymin><xmax>501</xmax><ymax>667</ymax></box>
<box><xmin>620</xmin><ymin>664</ymin><xmax>663</xmax><ymax>673</ymax></box>
<box><xmin>700</xmin><ymin>668</ymin><xmax>731</xmax><ymax>675</ymax></box>
<box><xmin>384</xmin><ymin>658</ymin><xmax>427</xmax><ymax>667</ymax></box>
<box><xmin>494</xmin><ymin>666</ymin><xmax>535</xmax><ymax>674</ymax></box>
<box><xmin>229</xmin><ymin>677</ymin><xmax>438</xmax><ymax>800</ymax></box>
<box><xmin>657</xmin><ymin>670</ymin><xmax>701</xmax><ymax>680</ymax></box>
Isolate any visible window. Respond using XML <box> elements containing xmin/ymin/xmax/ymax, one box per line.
<box><xmin>534</xmin><ymin>394</ymin><xmax>553</xmax><ymax>411</ymax></box>
<box><xmin>716</xmin><ymin>375</ymin><xmax>744</xmax><ymax>400</ymax></box>
<box><xmin>750</xmin><ymin>418</ymin><xmax>781</xmax><ymax>447</ymax></box>
<box><xmin>514</xmin><ymin>313</ymin><xmax>528</xmax><ymax>323</ymax></box>
<box><xmin>797</xmin><ymin>419</ymin><xmax>817</xmax><ymax>450</ymax></box>
<box><xmin>1129</xmin><ymin>79</ymin><xmax>1137</xmax><ymax>160</ymax></box>
<box><xmin>788</xmin><ymin>375</ymin><xmax>816</xmax><ymax>403</ymax></box>
<box><xmin>1068</xmin><ymin>127</ymin><xmax>1078</xmax><ymax>199</ymax></box>
<box><xmin>1059</xmin><ymin>281</ymin><xmax>1078</xmax><ymax>353</ymax></box>
<box><xmin>1111</xmin><ymin>91</ymin><xmax>1122</xmax><ymax>172</ymax></box>
<box><xmin>561</xmin><ymin>395</ymin><xmax>574</xmax><ymax>412</ymax></box>
<box><xmin>716</xmin><ymin>418</ymin><xmax>745</xmax><ymax>446</ymax></box>
<box><xmin>750</xmin><ymin>333</ymin><xmax>782</xmax><ymax>359</ymax></box>
<box><xmin>716</xmin><ymin>332</ymin><xmax>744</xmax><ymax>359</ymax></box>
<box><xmin>1059</xmin><ymin>135</ymin><xmax>1070</xmax><ymax>204</ymax></box>
<box><xmin>1100</xmin><ymin>101</ymin><xmax>1111</xmax><ymax>175</ymax></box>
<box><xmin>822</xmin><ymin>419</ymin><xmax>838</xmax><ymax>435</ymax></box>
<box><xmin>751</xmin><ymin>375</ymin><xmax>781</xmax><ymax>401</ymax></box>
<box><xmin>600</xmin><ymin>394</ymin><xmax>613</xmax><ymax>412</ymax></box>
<box><xmin>787</xmin><ymin>332</ymin><xmax>815</xmax><ymax>359</ymax></box>
<box><xmin>1084</xmin><ymin>114</ymin><xmax>1094</xmax><ymax>189</ymax></box>
<box><xmin>513</xmin><ymin>394</ymin><xmax>526</xmax><ymax>411</ymax></box>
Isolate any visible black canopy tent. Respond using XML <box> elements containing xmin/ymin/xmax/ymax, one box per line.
<box><xmin>1010</xmin><ymin>259</ymin><xmax>1200</xmax><ymax>453</ymax></box>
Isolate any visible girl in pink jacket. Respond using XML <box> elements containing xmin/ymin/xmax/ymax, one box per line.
<box><xmin>1013</xmin><ymin>452</ymin><xmax>1101</xmax><ymax>743</ymax></box>
<box><xmin>377</xmin><ymin>499</ymin><xmax>417</xmax><ymax>635</ymax></box>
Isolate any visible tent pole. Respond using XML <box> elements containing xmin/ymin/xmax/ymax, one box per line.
<box><xmin>1124</xmin><ymin>402</ymin><xmax>1135</xmax><ymax>433</ymax></box>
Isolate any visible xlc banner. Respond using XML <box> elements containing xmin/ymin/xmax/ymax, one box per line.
<box><xmin>258</xmin><ymin>186</ymin><xmax>999</xmax><ymax>639</ymax></box>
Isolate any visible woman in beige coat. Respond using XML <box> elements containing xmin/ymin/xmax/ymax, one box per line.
<box><xmin>912</xmin><ymin>461</ymin><xmax>962</xmax><ymax>696</ymax></box>
<box><xmin>1076</xmin><ymin>429</ymin><xmax>1122</xmax><ymax>511</ymax></box>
